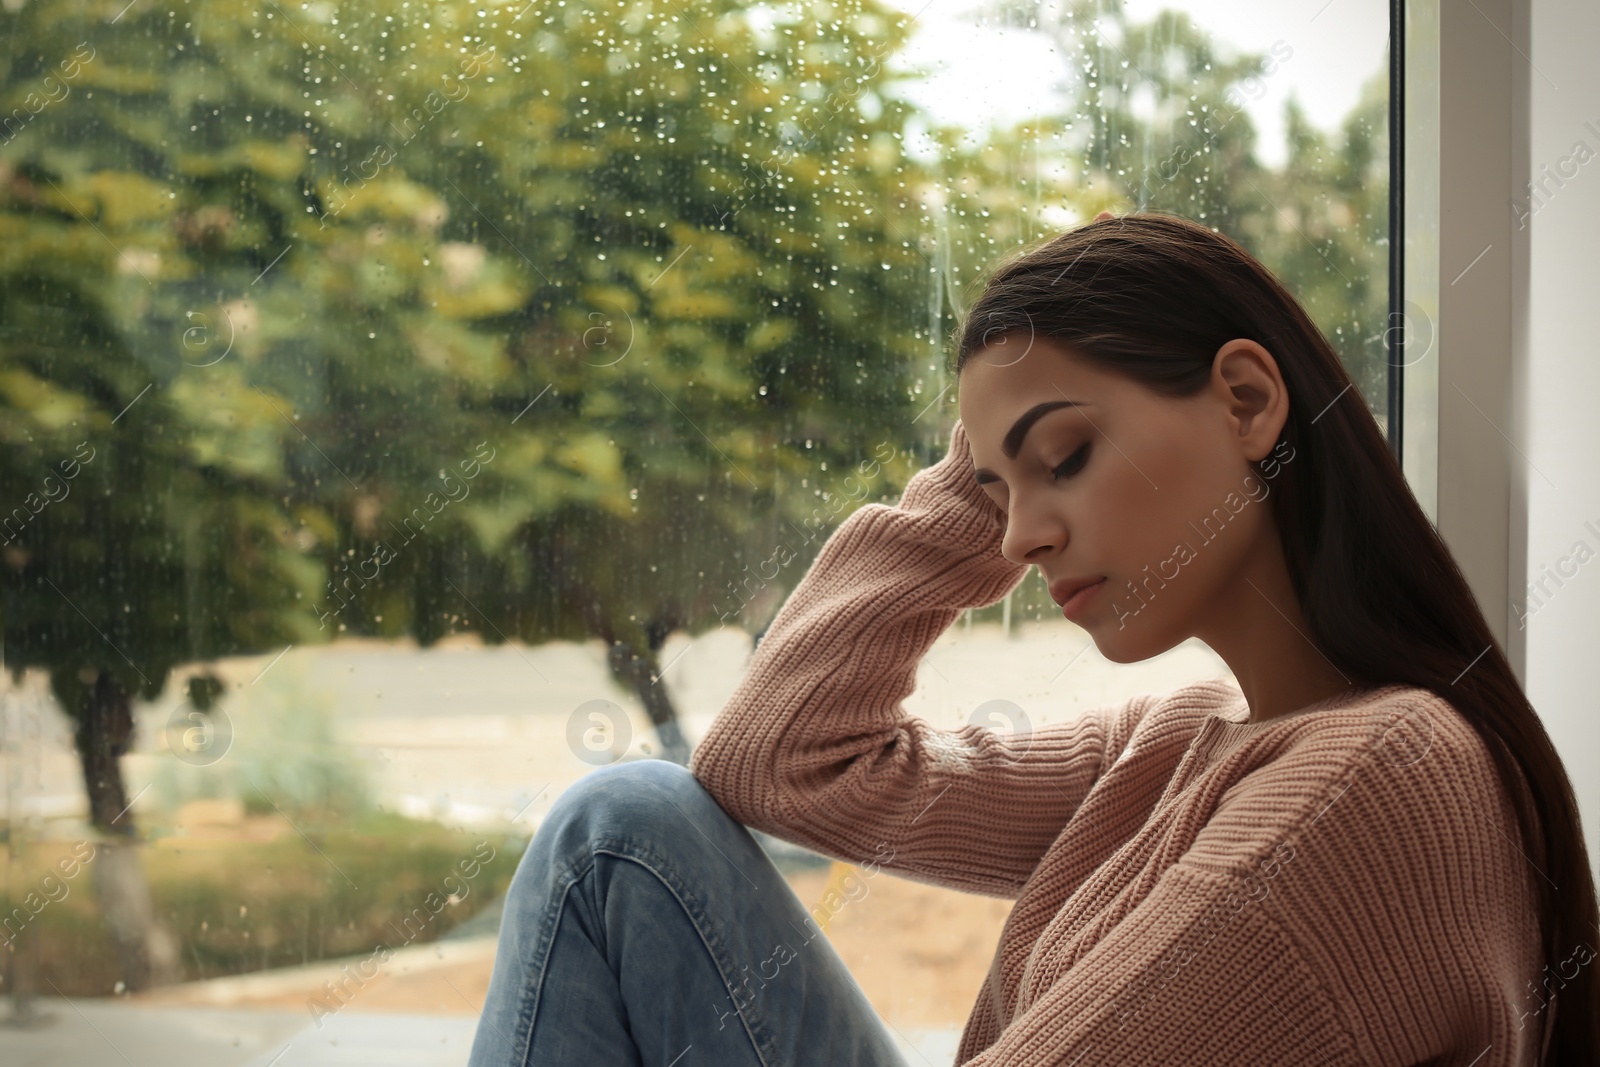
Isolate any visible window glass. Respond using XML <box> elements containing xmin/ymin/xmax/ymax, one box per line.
<box><xmin>0</xmin><ymin>0</ymin><xmax>1388</xmax><ymax>1056</ymax></box>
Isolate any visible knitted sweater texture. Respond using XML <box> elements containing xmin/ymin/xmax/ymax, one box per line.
<box><xmin>688</xmin><ymin>421</ymin><xmax>1546</xmax><ymax>1066</ymax></box>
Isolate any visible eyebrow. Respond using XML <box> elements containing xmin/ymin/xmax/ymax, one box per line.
<box><xmin>972</xmin><ymin>400</ymin><xmax>1090</xmax><ymax>484</ymax></box>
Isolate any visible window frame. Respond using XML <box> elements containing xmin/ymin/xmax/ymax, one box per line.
<box><xmin>1403</xmin><ymin>0</ymin><xmax>1530</xmax><ymax>678</ymax></box>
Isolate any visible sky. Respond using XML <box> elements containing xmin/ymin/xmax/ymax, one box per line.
<box><xmin>876</xmin><ymin>0</ymin><xmax>1390</xmax><ymax>168</ymax></box>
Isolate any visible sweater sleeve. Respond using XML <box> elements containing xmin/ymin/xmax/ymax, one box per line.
<box><xmin>689</xmin><ymin>420</ymin><xmax>1127</xmax><ymax>899</ymax></box>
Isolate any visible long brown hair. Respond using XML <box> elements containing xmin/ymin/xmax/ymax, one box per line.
<box><xmin>952</xmin><ymin>211</ymin><xmax>1597</xmax><ymax>1062</ymax></box>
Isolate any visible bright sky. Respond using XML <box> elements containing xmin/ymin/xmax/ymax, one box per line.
<box><xmin>878</xmin><ymin>0</ymin><xmax>1389</xmax><ymax>167</ymax></box>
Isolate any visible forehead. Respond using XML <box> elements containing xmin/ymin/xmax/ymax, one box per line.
<box><xmin>958</xmin><ymin>336</ymin><xmax>1107</xmax><ymax>415</ymax></box>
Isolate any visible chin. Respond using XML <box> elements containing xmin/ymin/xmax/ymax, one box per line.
<box><xmin>1090</xmin><ymin>634</ymin><xmax>1154</xmax><ymax>665</ymax></box>
<box><xmin>1088</xmin><ymin>614</ymin><xmax>1188</xmax><ymax>665</ymax></box>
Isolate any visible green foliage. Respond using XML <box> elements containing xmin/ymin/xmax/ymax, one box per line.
<box><xmin>1</xmin><ymin>0</ymin><xmax>958</xmax><ymax>717</ymax></box>
<box><xmin>931</xmin><ymin>0</ymin><xmax>1389</xmax><ymax>412</ymax></box>
<box><xmin>0</xmin><ymin>821</ymin><xmax>523</xmax><ymax>995</ymax></box>
<box><xmin>1</xmin><ymin>0</ymin><xmax>1388</xmax><ymax>717</ymax></box>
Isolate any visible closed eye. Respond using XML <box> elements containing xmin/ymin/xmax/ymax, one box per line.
<box><xmin>1052</xmin><ymin>443</ymin><xmax>1090</xmax><ymax>480</ymax></box>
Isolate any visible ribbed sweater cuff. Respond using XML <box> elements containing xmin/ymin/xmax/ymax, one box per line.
<box><xmin>850</xmin><ymin>418</ymin><xmax>1029</xmax><ymax>609</ymax></box>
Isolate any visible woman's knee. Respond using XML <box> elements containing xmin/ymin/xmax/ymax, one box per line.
<box><xmin>541</xmin><ymin>758</ymin><xmax>723</xmax><ymax>849</ymax></box>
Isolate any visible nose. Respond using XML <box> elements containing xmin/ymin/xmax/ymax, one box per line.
<box><xmin>999</xmin><ymin>490</ymin><xmax>1064</xmax><ymax>566</ymax></box>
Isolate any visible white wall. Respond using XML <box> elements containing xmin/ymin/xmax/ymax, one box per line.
<box><xmin>1521</xmin><ymin>0</ymin><xmax>1600</xmax><ymax>868</ymax></box>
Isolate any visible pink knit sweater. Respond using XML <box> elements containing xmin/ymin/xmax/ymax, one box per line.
<box><xmin>689</xmin><ymin>421</ymin><xmax>1546</xmax><ymax>1066</ymax></box>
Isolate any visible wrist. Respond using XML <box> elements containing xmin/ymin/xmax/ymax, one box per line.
<box><xmin>900</xmin><ymin>421</ymin><xmax>1008</xmax><ymax>535</ymax></box>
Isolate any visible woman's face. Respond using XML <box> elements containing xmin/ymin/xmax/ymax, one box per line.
<box><xmin>957</xmin><ymin>333</ymin><xmax>1292</xmax><ymax>664</ymax></box>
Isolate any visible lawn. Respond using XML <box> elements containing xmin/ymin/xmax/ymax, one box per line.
<box><xmin>0</xmin><ymin>812</ymin><xmax>524</xmax><ymax>996</ymax></box>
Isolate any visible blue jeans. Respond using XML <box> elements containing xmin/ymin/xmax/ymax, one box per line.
<box><xmin>468</xmin><ymin>759</ymin><xmax>911</xmax><ymax>1067</ymax></box>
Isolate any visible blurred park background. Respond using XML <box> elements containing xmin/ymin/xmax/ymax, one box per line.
<box><xmin>1</xmin><ymin>0</ymin><xmax>1392</xmax><ymax>1060</ymax></box>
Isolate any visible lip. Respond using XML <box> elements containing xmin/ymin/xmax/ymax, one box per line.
<box><xmin>1058</xmin><ymin>579</ymin><xmax>1106</xmax><ymax>621</ymax></box>
<box><xmin>1049</xmin><ymin>577</ymin><xmax>1106</xmax><ymax>608</ymax></box>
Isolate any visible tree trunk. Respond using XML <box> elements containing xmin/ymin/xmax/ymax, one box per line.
<box><xmin>607</xmin><ymin>641</ymin><xmax>692</xmax><ymax>765</ymax></box>
<box><xmin>88</xmin><ymin>840</ymin><xmax>181</xmax><ymax>990</ymax></box>
<box><xmin>5</xmin><ymin>916</ymin><xmax>46</xmax><ymax>1027</ymax></box>
<box><xmin>72</xmin><ymin>670</ymin><xmax>181</xmax><ymax>990</ymax></box>
<box><xmin>572</xmin><ymin>593</ymin><xmax>692</xmax><ymax>764</ymax></box>
<box><xmin>611</xmin><ymin>646</ymin><xmax>688</xmax><ymax>764</ymax></box>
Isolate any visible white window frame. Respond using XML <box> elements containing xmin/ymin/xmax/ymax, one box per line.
<box><xmin>1407</xmin><ymin>0</ymin><xmax>1529</xmax><ymax>677</ymax></box>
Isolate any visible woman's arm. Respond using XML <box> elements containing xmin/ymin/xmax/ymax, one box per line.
<box><xmin>689</xmin><ymin>420</ymin><xmax>1139</xmax><ymax>899</ymax></box>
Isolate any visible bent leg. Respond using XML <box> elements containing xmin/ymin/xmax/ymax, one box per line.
<box><xmin>469</xmin><ymin>759</ymin><xmax>908</xmax><ymax>1067</ymax></box>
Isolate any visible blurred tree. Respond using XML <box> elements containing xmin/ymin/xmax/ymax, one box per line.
<box><xmin>967</xmin><ymin>0</ymin><xmax>1390</xmax><ymax>411</ymax></box>
<box><xmin>1</xmin><ymin>13</ymin><xmax>329</xmax><ymax>983</ymax></box>
<box><xmin>377</xmin><ymin>0</ymin><xmax>951</xmax><ymax>761</ymax></box>
<box><xmin>0</xmin><ymin>0</ymin><xmax>952</xmax><ymax>993</ymax></box>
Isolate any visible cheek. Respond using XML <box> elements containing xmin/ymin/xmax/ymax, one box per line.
<box><xmin>1088</xmin><ymin>435</ymin><xmax>1245</xmax><ymax>647</ymax></box>
<box><xmin>1084</xmin><ymin>441</ymin><xmax>1198</xmax><ymax>573</ymax></box>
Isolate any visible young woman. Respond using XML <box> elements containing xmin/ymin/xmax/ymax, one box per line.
<box><xmin>469</xmin><ymin>212</ymin><xmax>1597</xmax><ymax>1066</ymax></box>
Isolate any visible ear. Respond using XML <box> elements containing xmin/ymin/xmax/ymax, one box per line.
<box><xmin>1093</xmin><ymin>210</ymin><xmax>1115</xmax><ymax>222</ymax></box>
<box><xmin>1211</xmin><ymin>338</ymin><xmax>1289</xmax><ymax>463</ymax></box>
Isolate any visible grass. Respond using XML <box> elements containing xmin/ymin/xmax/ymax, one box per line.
<box><xmin>0</xmin><ymin>812</ymin><xmax>525</xmax><ymax>997</ymax></box>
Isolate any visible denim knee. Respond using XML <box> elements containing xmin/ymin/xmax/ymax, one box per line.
<box><xmin>536</xmin><ymin>758</ymin><xmax>726</xmax><ymax>861</ymax></box>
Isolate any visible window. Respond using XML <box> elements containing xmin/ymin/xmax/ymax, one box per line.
<box><xmin>0</xmin><ymin>0</ymin><xmax>1395</xmax><ymax>1058</ymax></box>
